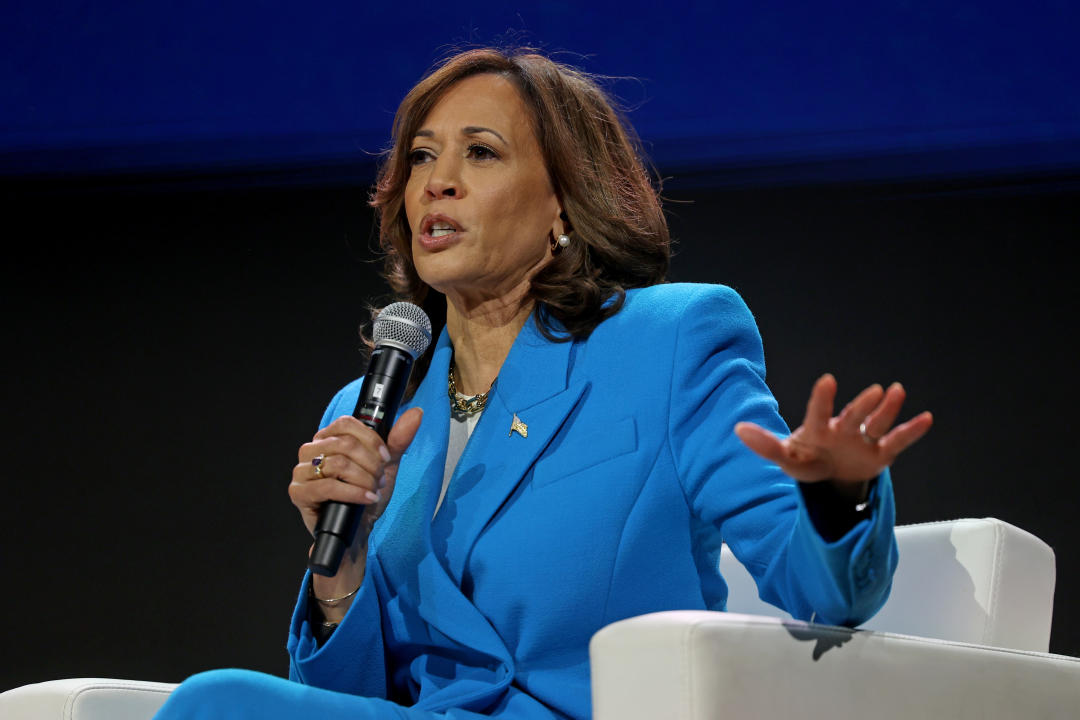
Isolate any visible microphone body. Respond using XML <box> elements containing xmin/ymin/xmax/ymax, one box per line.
<box><xmin>308</xmin><ymin>303</ymin><xmax>431</xmax><ymax>576</ymax></box>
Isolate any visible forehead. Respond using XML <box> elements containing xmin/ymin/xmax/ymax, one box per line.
<box><xmin>418</xmin><ymin>73</ymin><xmax>534</xmax><ymax>138</ymax></box>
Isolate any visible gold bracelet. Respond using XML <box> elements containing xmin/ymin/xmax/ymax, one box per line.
<box><xmin>310</xmin><ymin>579</ymin><xmax>362</xmax><ymax>607</ymax></box>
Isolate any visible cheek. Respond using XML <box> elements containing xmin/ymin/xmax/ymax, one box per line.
<box><xmin>480</xmin><ymin>182</ymin><xmax>554</xmax><ymax>243</ymax></box>
<box><xmin>403</xmin><ymin>178</ymin><xmax>422</xmax><ymax>227</ymax></box>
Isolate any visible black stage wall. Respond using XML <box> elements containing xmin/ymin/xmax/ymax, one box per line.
<box><xmin>2</xmin><ymin>174</ymin><xmax>1077</xmax><ymax>691</ymax></box>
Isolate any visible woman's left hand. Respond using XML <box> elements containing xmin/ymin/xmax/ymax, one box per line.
<box><xmin>734</xmin><ymin>373</ymin><xmax>933</xmax><ymax>491</ymax></box>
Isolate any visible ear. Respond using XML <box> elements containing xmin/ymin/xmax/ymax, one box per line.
<box><xmin>551</xmin><ymin>208</ymin><xmax>572</xmax><ymax>238</ymax></box>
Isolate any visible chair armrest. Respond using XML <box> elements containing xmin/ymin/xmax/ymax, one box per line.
<box><xmin>0</xmin><ymin>678</ymin><xmax>177</xmax><ymax>720</ymax></box>
<box><xmin>590</xmin><ymin>611</ymin><xmax>1080</xmax><ymax>720</ymax></box>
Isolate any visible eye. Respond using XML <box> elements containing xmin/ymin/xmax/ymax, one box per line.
<box><xmin>467</xmin><ymin>143</ymin><xmax>499</xmax><ymax>161</ymax></box>
<box><xmin>408</xmin><ymin>148</ymin><xmax>434</xmax><ymax>166</ymax></box>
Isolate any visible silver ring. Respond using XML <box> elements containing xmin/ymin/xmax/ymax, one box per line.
<box><xmin>859</xmin><ymin>422</ymin><xmax>877</xmax><ymax>444</ymax></box>
<box><xmin>312</xmin><ymin>454</ymin><xmax>326</xmax><ymax>479</ymax></box>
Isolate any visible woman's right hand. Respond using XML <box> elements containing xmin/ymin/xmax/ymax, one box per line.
<box><xmin>289</xmin><ymin>406</ymin><xmax>424</xmax><ymax>571</ymax></box>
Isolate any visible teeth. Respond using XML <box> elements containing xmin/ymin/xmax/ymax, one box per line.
<box><xmin>430</xmin><ymin>228</ymin><xmax>456</xmax><ymax>237</ymax></box>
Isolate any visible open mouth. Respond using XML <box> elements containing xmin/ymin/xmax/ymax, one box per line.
<box><xmin>421</xmin><ymin>214</ymin><xmax>464</xmax><ymax>237</ymax></box>
<box><xmin>429</xmin><ymin>224</ymin><xmax>457</xmax><ymax>237</ymax></box>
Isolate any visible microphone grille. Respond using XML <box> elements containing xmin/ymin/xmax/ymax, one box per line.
<box><xmin>372</xmin><ymin>302</ymin><xmax>433</xmax><ymax>358</ymax></box>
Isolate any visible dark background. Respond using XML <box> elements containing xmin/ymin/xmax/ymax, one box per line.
<box><xmin>2</xmin><ymin>0</ymin><xmax>1079</xmax><ymax>695</ymax></box>
<box><xmin>3</xmin><ymin>172</ymin><xmax>1077</xmax><ymax>691</ymax></box>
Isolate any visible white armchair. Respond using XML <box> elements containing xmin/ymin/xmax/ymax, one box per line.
<box><xmin>590</xmin><ymin>518</ymin><xmax>1080</xmax><ymax>719</ymax></box>
<box><xmin>3</xmin><ymin>519</ymin><xmax>1076</xmax><ymax>719</ymax></box>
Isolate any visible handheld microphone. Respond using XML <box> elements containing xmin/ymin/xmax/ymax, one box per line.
<box><xmin>308</xmin><ymin>302</ymin><xmax>432</xmax><ymax>576</ymax></box>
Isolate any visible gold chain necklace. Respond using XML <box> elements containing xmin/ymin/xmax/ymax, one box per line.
<box><xmin>447</xmin><ymin>361</ymin><xmax>496</xmax><ymax>415</ymax></box>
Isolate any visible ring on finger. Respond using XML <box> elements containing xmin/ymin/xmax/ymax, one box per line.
<box><xmin>859</xmin><ymin>422</ymin><xmax>878</xmax><ymax>444</ymax></box>
<box><xmin>312</xmin><ymin>454</ymin><xmax>326</xmax><ymax>479</ymax></box>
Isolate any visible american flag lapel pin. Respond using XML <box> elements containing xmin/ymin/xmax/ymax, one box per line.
<box><xmin>509</xmin><ymin>413</ymin><xmax>528</xmax><ymax>438</ymax></box>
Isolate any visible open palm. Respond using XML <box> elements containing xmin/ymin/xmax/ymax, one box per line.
<box><xmin>735</xmin><ymin>373</ymin><xmax>933</xmax><ymax>486</ymax></box>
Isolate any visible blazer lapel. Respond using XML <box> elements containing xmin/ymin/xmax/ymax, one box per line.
<box><xmin>374</xmin><ymin>314</ymin><xmax>585</xmax><ymax>712</ymax></box>
<box><xmin>376</xmin><ymin>325</ymin><xmax>516</xmax><ymax>690</ymax></box>
<box><xmin>373</xmin><ymin>328</ymin><xmax>452</xmax><ymax>553</ymax></box>
<box><xmin>438</xmin><ymin>314</ymin><xmax>586</xmax><ymax>574</ymax></box>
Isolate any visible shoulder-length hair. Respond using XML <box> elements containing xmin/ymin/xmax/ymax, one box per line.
<box><xmin>371</xmin><ymin>48</ymin><xmax>670</xmax><ymax>395</ymax></box>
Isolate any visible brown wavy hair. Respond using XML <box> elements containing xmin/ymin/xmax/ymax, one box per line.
<box><xmin>371</xmin><ymin>48</ymin><xmax>670</xmax><ymax>395</ymax></box>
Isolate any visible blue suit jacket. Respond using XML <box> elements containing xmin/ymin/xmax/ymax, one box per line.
<box><xmin>287</xmin><ymin>283</ymin><xmax>897</xmax><ymax>719</ymax></box>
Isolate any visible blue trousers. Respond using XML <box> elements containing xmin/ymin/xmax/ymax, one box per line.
<box><xmin>154</xmin><ymin>669</ymin><xmax>440</xmax><ymax>720</ymax></box>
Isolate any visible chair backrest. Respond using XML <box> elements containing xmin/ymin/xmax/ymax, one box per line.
<box><xmin>719</xmin><ymin>517</ymin><xmax>1056</xmax><ymax>651</ymax></box>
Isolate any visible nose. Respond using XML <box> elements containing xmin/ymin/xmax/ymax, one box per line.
<box><xmin>424</xmin><ymin>154</ymin><xmax>461</xmax><ymax>200</ymax></box>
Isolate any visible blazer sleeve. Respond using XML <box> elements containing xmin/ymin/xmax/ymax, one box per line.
<box><xmin>286</xmin><ymin>380</ymin><xmax>389</xmax><ymax>698</ymax></box>
<box><xmin>667</xmin><ymin>285</ymin><xmax>898</xmax><ymax>627</ymax></box>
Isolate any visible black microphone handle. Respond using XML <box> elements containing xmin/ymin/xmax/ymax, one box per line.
<box><xmin>308</xmin><ymin>344</ymin><xmax>414</xmax><ymax>576</ymax></box>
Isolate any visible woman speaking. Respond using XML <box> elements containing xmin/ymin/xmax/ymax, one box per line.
<box><xmin>155</xmin><ymin>47</ymin><xmax>932</xmax><ymax>719</ymax></box>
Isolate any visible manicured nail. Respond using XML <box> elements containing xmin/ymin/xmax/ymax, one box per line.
<box><xmin>378</xmin><ymin>446</ymin><xmax>391</xmax><ymax>463</ymax></box>
<box><xmin>365</xmin><ymin>490</ymin><xmax>381</xmax><ymax>503</ymax></box>
<box><xmin>377</xmin><ymin>472</ymin><xmax>387</xmax><ymax>489</ymax></box>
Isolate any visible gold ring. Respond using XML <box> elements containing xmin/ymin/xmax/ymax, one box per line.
<box><xmin>312</xmin><ymin>454</ymin><xmax>326</xmax><ymax>479</ymax></box>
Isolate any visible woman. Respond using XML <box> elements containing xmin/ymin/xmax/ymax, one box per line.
<box><xmin>156</xmin><ymin>48</ymin><xmax>932</xmax><ymax>720</ymax></box>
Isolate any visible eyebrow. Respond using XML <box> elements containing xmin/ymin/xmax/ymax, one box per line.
<box><xmin>413</xmin><ymin>126</ymin><xmax>507</xmax><ymax>144</ymax></box>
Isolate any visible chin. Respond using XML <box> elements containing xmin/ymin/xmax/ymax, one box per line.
<box><xmin>413</xmin><ymin>253</ymin><xmax>471</xmax><ymax>295</ymax></box>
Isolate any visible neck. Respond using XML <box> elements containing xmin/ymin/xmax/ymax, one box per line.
<box><xmin>444</xmin><ymin>285</ymin><xmax>534</xmax><ymax>396</ymax></box>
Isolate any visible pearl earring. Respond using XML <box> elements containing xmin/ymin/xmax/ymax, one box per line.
<box><xmin>557</xmin><ymin>234</ymin><xmax>571</xmax><ymax>248</ymax></box>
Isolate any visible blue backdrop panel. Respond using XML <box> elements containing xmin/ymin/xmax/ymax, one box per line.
<box><xmin>3</xmin><ymin>1</ymin><xmax>1078</xmax><ymax>181</ymax></box>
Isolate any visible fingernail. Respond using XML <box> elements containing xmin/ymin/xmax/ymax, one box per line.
<box><xmin>365</xmin><ymin>490</ymin><xmax>381</xmax><ymax>503</ymax></box>
<box><xmin>377</xmin><ymin>472</ymin><xmax>387</xmax><ymax>489</ymax></box>
<box><xmin>378</xmin><ymin>446</ymin><xmax>391</xmax><ymax>463</ymax></box>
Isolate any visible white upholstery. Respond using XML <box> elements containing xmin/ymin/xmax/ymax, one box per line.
<box><xmin>720</xmin><ymin>517</ymin><xmax>1056</xmax><ymax>651</ymax></box>
<box><xmin>591</xmin><ymin>518</ymin><xmax>1076</xmax><ymax>720</ymax></box>
<box><xmin>590</xmin><ymin>612</ymin><xmax>1080</xmax><ymax>720</ymax></box>
<box><xmin>0</xmin><ymin>679</ymin><xmax>176</xmax><ymax>720</ymax></box>
<box><xmin>2</xmin><ymin>518</ymin><xmax>1072</xmax><ymax>719</ymax></box>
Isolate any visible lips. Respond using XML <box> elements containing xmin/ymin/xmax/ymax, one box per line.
<box><xmin>417</xmin><ymin>213</ymin><xmax>465</xmax><ymax>251</ymax></box>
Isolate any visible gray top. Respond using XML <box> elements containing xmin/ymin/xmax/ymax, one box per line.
<box><xmin>434</xmin><ymin>409</ymin><xmax>482</xmax><ymax>518</ymax></box>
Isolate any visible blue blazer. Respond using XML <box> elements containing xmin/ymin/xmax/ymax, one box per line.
<box><xmin>287</xmin><ymin>283</ymin><xmax>897</xmax><ymax>719</ymax></box>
